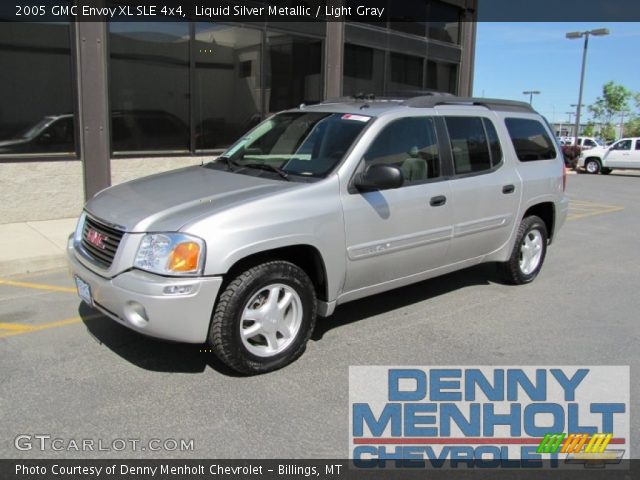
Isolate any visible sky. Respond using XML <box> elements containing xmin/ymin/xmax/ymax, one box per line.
<box><xmin>473</xmin><ymin>22</ymin><xmax>640</xmax><ymax>125</ymax></box>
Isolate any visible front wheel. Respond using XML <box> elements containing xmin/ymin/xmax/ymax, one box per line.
<box><xmin>500</xmin><ymin>216</ymin><xmax>548</xmax><ymax>285</ymax></box>
<box><xmin>585</xmin><ymin>158</ymin><xmax>601</xmax><ymax>174</ymax></box>
<box><xmin>209</xmin><ymin>261</ymin><xmax>317</xmax><ymax>375</ymax></box>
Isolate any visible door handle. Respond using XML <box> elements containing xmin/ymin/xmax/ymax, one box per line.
<box><xmin>502</xmin><ymin>184</ymin><xmax>515</xmax><ymax>194</ymax></box>
<box><xmin>430</xmin><ymin>195</ymin><xmax>447</xmax><ymax>207</ymax></box>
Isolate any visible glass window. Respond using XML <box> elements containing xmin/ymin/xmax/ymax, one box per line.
<box><xmin>389</xmin><ymin>1</ymin><xmax>427</xmax><ymax>37</ymax></box>
<box><xmin>483</xmin><ymin>118</ymin><xmax>503</xmax><ymax>166</ymax></box>
<box><xmin>194</xmin><ymin>24</ymin><xmax>262</xmax><ymax>151</ymax></box>
<box><xmin>266</xmin><ymin>32</ymin><xmax>322</xmax><ymax>113</ymax></box>
<box><xmin>343</xmin><ymin>44</ymin><xmax>385</xmax><ymax>97</ymax></box>
<box><xmin>635</xmin><ymin>140</ymin><xmax>640</xmax><ymax>150</ymax></box>
<box><xmin>109</xmin><ymin>22</ymin><xmax>190</xmax><ymax>153</ymax></box>
<box><xmin>505</xmin><ymin>118</ymin><xmax>557</xmax><ymax>162</ymax></box>
<box><xmin>220</xmin><ymin>112</ymin><xmax>368</xmax><ymax>178</ymax></box>
<box><xmin>445</xmin><ymin>117</ymin><xmax>491</xmax><ymax>174</ymax></box>
<box><xmin>427</xmin><ymin>60</ymin><xmax>457</xmax><ymax>94</ymax></box>
<box><xmin>613</xmin><ymin>139</ymin><xmax>632</xmax><ymax>150</ymax></box>
<box><xmin>0</xmin><ymin>22</ymin><xmax>76</xmax><ymax>157</ymax></box>
<box><xmin>428</xmin><ymin>0</ymin><xmax>461</xmax><ymax>44</ymax></box>
<box><xmin>389</xmin><ymin>53</ymin><xmax>424</xmax><ymax>93</ymax></box>
<box><xmin>364</xmin><ymin>117</ymin><xmax>440</xmax><ymax>183</ymax></box>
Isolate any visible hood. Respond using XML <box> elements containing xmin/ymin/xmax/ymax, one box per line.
<box><xmin>85</xmin><ymin>166</ymin><xmax>295</xmax><ymax>232</ymax></box>
<box><xmin>0</xmin><ymin>138</ymin><xmax>29</xmax><ymax>149</ymax></box>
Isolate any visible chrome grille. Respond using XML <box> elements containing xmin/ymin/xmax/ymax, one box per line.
<box><xmin>81</xmin><ymin>216</ymin><xmax>124</xmax><ymax>268</ymax></box>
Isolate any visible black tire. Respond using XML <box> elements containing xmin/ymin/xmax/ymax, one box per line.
<box><xmin>500</xmin><ymin>215</ymin><xmax>548</xmax><ymax>285</ymax></box>
<box><xmin>209</xmin><ymin>261</ymin><xmax>317</xmax><ymax>375</ymax></box>
<box><xmin>584</xmin><ymin>158</ymin><xmax>601</xmax><ymax>174</ymax></box>
<box><xmin>601</xmin><ymin>167</ymin><xmax>612</xmax><ymax>175</ymax></box>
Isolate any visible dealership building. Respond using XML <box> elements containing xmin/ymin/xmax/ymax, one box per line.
<box><xmin>0</xmin><ymin>1</ymin><xmax>477</xmax><ymax>223</ymax></box>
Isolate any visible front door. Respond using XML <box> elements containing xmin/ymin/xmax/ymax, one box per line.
<box><xmin>605</xmin><ymin>139</ymin><xmax>634</xmax><ymax>168</ymax></box>
<box><xmin>341</xmin><ymin>116</ymin><xmax>453</xmax><ymax>294</ymax></box>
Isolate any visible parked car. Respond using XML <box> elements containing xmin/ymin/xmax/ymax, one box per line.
<box><xmin>578</xmin><ymin>137</ymin><xmax>640</xmax><ymax>174</ymax></box>
<box><xmin>0</xmin><ymin>110</ymin><xmax>189</xmax><ymax>155</ymax></box>
<box><xmin>0</xmin><ymin>114</ymin><xmax>75</xmax><ymax>154</ymax></box>
<box><xmin>67</xmin><ymin>95</ymin><xmax>568</xmax><ymax>374</ymax></box>
<box><xmin>563</xmin><ymin>136</ymin><xmax>602</xmax><ymax>149</ymax></box>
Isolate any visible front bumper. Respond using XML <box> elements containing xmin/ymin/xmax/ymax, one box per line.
<box><xmin>67</xmin><ymin>237</ymin><xmax>223</xmax><ymax>343</ymax></box>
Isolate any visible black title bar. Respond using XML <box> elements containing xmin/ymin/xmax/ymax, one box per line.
<box><xmin>2</xmin><ymin>0</ymin><xmax>640</xmax><ymax>22</ymax></box>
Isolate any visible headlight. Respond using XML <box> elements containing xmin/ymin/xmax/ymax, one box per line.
<box><xmin>134</xmin><ymin>233</ymin><xmax>205</xmax><ymax>276</ymax></box>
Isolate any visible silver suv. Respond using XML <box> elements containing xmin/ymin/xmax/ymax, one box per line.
<box><xmin>68</xmin><ymin>95</ymin><xmax>569</xmax><ymax>374</ymax></box>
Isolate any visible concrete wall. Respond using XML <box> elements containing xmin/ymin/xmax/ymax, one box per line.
<box><xmin>0</xmin><ymin>157</ymin><xmax>204</xmax><ymax>224</ymax></box>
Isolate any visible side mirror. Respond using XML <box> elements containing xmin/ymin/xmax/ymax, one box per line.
<box><xmin>354</xmin><ymin>164</ymin><xmax>404</xmax><ymax>191</ymax></box>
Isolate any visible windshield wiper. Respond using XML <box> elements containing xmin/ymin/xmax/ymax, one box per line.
<box><xmin>216</xmin><ymin>155</ymin><xmax>240</xmax><ymax>171</ymax></box>
<box><xmin>241</xmin><ymin>163</ymin><xmax>290</xmax><ymax>181</ymax></box>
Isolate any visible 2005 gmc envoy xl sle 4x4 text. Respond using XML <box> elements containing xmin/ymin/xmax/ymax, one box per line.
<box><xmin>68</xmin><ymin>94</ymin><xmax>569</xmax><ymax>374</ymax></box>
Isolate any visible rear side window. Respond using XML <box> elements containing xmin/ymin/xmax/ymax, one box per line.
<box><xmin>445</xmin><ymin>117</ymin><xmax>494</xmax><ymax>174</ymax></box>
<box><xmin>505</xmin><ymin>118</ymin><xmax>557</xmax><ymax>161</ymax></box>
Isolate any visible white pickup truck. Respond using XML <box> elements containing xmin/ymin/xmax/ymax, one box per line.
<box><xmin>578</xmin><ymin>137</ymin><xmax>640</xmax><ymax>174</ymax></box>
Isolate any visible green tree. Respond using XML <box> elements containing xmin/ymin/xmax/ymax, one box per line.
<box><xmin>582</xmin><ymin>122</ymin><xmax>596</xmax><ymax>137</ymax></box>
<box><xmin>600</xmin><ymin>123</ymin><xmax>616</xmax><ymax>142</ymax></box>
<box><xmin>624</xmin><ymin>117</ymin><xmax>640</xmax><ymax>137</ymax></box>
<box><xmin>588</xmin><ymin>81</ymin><xmax>633</xmax><ymax>129</ymax></box>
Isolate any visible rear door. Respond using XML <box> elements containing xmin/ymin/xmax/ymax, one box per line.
<box><xmin>443</xmin><ymin>114</ymin><xmax>521</xmax><ymax>262</ymax></box>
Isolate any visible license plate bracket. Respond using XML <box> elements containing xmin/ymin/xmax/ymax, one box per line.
<box><xmin>74</xmin><ymin>275</ymin><xmax>93</xmax><ymax>307</ymax></box>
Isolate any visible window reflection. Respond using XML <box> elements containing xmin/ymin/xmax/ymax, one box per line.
<box><xmin>194</xmin><ymin>24</ymin><xmax>262</xmax><ymax>150</ymax></box>
<box><xmin>428</xmin><ymin>0</ymin><xmax>460</xmax><ymax>44</ymax></box>
<box><xmin>109</xmin><ymin>22</ymin><xmax>190</xmax><ymax>153</ymax></box>
<box><xmin>343</xmin><ymin>44</ymin><xmax>385</xmax><ymax>97</ymax></box>
<box><xmin>427</xmin><ymin>60</ymin><xmax>457</xmax><ymax>94</ymax></box>
<box><xmin>266</xmin><ymin>32</ymin><xmax>322</xmax><ymax>112</ymax></box>
<box><xmin>389</xmin><ymin>53</ymin><xmax>424</xmax><ymax>92</ymax></box>
<box><xmin>0</xmin><ymin>22</ymin><xmax>76</xmax><ymax>156</ymax></box>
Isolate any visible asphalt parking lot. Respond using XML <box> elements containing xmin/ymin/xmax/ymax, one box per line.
<box><xmin>1</xmin><ymin>171</ymin><xmax>638</xmax><ymax>459</ymax></box>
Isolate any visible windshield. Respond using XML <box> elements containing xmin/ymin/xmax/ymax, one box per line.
<box><xmin>16</xmin><ymin>117</ymin><xmax>55</xmax><ymax>139</ymax></box>
<box><xmin>219</xmin><ymin>111</ymin><xmax>371</xmax><ymax>178</ymax></box>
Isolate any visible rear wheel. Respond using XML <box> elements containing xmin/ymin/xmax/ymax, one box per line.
<box><xmin>500</xmin><ymin>216</ymin><xmax>548</xmax><ymax>285</ymax></box>
<box><xmin>585</xmin><ymin>158</ymin><xmax>601</xmax><ymax>174</ymax></box>
<box><xmin>209</xmin><ymin>261</ymin><xmax>317</xmax><ymax>375</ymax></box>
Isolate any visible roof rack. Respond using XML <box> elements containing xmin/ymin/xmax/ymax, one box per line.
<box><xmin>403</xmin><ymin>96</ymin><xmax>535</xmax><ymax>113</ymax></box>
<box><xmin>320</xmin><ymin>95</ymin><xmax>405</xmax><ymax>105</ymax></box>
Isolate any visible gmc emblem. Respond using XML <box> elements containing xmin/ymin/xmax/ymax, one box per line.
<box><xmin>86</xmin><ymin>228</ymin><xmax>108</xmax><ymax>250</ymax></box>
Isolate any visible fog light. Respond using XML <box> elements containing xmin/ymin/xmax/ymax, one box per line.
<box><xmin>163</xmin><ymin>284</ymin><xmax>194</xmax><ymax>295</ymax></box>
<box><xmin>124</xmin><ymin>301</ymin><xmax>149</xmax><ymax>328</ymax></box>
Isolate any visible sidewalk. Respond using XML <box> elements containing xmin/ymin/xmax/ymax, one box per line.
<box><xmin>0</xmin><ymin>218</ymin><xmax>77</xmax><ymax>277</ymax></box>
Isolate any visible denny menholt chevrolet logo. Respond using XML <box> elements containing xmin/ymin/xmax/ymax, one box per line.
<box><xmin>349</xmin><ymin>366</ymin><xmax>629</xmax><ymax>469</ymax></box>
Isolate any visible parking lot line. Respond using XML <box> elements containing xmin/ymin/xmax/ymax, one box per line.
<box><xmin>568</xmin><ymin>206</ymin><xmax>624</xmax><ymax>221</ymax></box>
<box><xmin>0</xmin><ymin>314</ymin><xmax>102</xmax><ymax>339</ymax></box>
<box><xmin>0</xmin><ymin>278</ymin><xmax>76</xmax><ymax>294</ymax></box>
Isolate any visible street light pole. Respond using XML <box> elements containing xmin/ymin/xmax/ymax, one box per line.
<box><xmin>566</xmin><ymin>28</ymin><xmax>609</xmax><ymax>165</ymax></box>
<box><xmin>523</xmin><ymin>90</ymin><xmax>541</xmax><ymax>105</ymax></box>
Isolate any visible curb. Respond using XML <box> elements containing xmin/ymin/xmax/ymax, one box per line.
<box><xmin>0</xmin><ymin>254</ymin><xmax>68</xmax><ymax>278</ymax></box>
